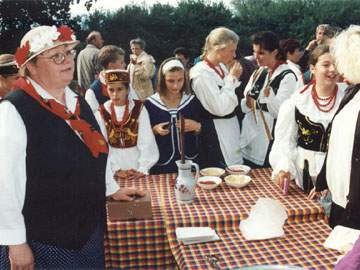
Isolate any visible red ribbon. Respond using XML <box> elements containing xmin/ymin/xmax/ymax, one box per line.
<box><xmin>15</xmin><ymin>78</ymin><xmax>108</xmax><ymax>157</ymax></box>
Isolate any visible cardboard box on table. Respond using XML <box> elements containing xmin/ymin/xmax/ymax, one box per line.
<box><xmin>107</xmin><ymin>190</ymin><xmax>152</xmax><ymax>221</ymax></box>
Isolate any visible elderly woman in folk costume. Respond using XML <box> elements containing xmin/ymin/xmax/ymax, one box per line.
<box><xmin>0</xmin><ymin>54</ymin><xmax>19</xmax><ymax>98</ymax></box>
<box><xmin>269</xmin><ymin>45</ymin><xmax>346</xmax><ymax>193</ymax></box>
<box><xmin>310</xmin><ymin>25</ymin><xmax>360</xmax><ymax>230</ymax></box>
<box><xmin>240</xmin><ymin>31</ymin><xmax>298</xmax><ymax>168</ymax></box>
<box><xmin>0</xmin><ymin>25</ymin><xmax>144</xmax><ymax>269</ymax></box>
<box><xmin>190</xmin><ymin>27</ymin><xmax>243</xmax><ymax>169</ymax></box>
<box><xmin>95</xmin><ymin>69</ymin><xmax>159</xmax><ymax>180</ymax></box>
<box><xmin>145</xmin><ymin>57</ymin><xmax>202</xmax><ymax>174</ymax></box>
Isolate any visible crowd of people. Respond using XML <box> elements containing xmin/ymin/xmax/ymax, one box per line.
<box><xmin>0</xmin><ymin>22</ymin><xmax>360</xmax><ymax>268</ymax></box>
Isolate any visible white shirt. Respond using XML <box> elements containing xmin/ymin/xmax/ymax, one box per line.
<box><xmin>270</xmin><ymin>83</ymin><xmax>346</xmax><ymax>188</ymax></box>
<box><xmin>0</xmin><ymin>78</ymin><xmax>119</xmax><ymax>245</ymax></box>
<box><xmin>190</xmin><ymin>61</ymin><xmax>243</xmax><ymax>166</ymax></box>
<box><xmin>287</xmin><ymin>60</ymin><xmax>305</xmax><ymax>89</ymax></box>
<box><xmin>327</xmin><ymin>89</ymin><xmax>360</xmax><ymax>208</ymax></box>
<box><xmin>95</xmin><ymin>99</ymin><xmax>159</xmax><ymax>174</ymax></box>
<box><xmin>240</xmin><ymin>64</ymin><xmax>298</xmax><ymax>165</ymax></box>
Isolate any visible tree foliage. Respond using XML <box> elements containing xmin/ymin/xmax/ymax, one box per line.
<box><xmin>1</xmin><ymin>0</ymin><xmax>360</xmax><ymax>63</ymax></box>
<box><xmin>0</xmin><ymin>0</ymin><xmax>95</xmax><ymax>53</ymax></box>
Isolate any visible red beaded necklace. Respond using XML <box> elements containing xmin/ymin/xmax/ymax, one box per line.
<box><xmin>204</xmin><ymin>57</ymin><xmax>225</xmax><ymax>79</ymax></box>
<box><xmin>311</xmin><ymin>83</ymin><xmax>338</xmax><ymax>113</ymax></box>
<box><xmin>110</xmin><ymin>100</ymin><xmax>130</xmax><ymax>126</ymax></box>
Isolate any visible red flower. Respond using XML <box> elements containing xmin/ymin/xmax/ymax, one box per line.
<box><xmin>57</xmin><ymin>25</ymin><xmax>73</xmax><ymax>42</ymax></box>
<box><xmin>15</xmin><ymin>41</ymin><xmax>30</xmax><ymax>67</ymax></box>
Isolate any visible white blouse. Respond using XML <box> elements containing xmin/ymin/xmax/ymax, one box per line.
<box><xmin>240</xmin><ymin>64</ymin><xmax>298</xmax><ymax>165</ymax></box>
<box><xmin>270</xmin><ymin>83</ymin><xmax>346</xmax><ymax>188</ymax></box>
<box><xmin>95</xmin><ymin>99</ymin><xmax>159</xmax><ymax>174</ymax></box>
<box><xmin>0</xmin><ymin>78</ymin><xmax>119</xmax><ymax>245</ymax></box>
<box><xmin>327</xmin><ymin>89</ymin><xmax>360</xmax><ymax>208</ymax></box>
<box><xmin>190</xmin><ymin>61</ymin><xmax>243</xmax><ymax>166</ymax></box>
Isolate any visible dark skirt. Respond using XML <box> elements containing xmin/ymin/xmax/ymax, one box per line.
<box><xmin>0</xmin><ymin>225</ymin><xmax>105</xmax><ymax>270</ymax></box>
<box><xmin>329</xmin><ymin>202</ymin><xmax>360</xmax><ymax>230</ymax></box>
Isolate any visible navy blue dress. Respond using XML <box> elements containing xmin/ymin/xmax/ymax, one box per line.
<box><xmin>144</xmin><ymin>93</ymin><xmax>202</xmax><ymax>174</ymax></box>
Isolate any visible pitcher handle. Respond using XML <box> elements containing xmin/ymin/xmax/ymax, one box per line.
<box><xmin>191</xmin><ymin>161</ymin><xmax>200</xmax><ymax>180</ymax></box>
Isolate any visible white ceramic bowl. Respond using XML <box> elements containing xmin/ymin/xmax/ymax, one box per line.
<box><xmin>224</xmin><ymin>174</ymin><xmax>252</xmax><ymax>188</ymax></box>
<box><xmin>226</xmin><ymin>164</ymin><xmax>251</xmax><ymax>175</ymax></box>
<box><xmin>197</xmin><ymin>176</ymin><xmax>222</xmax><ymax>190</ymax></box>
<box><xmin>200</xmin><ymin>167</ymin><xmax>225</xmax><ymax>177</ymax></box>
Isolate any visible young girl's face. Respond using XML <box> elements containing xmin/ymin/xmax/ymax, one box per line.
<box><xmin>311</xmin><ymin>52</ymin><xmax>339</xmax><ymax>86</ymax></box>
<box><xmin>164</xmin><ymin>69</ymin><xmax>185</xmax><ymax>96</ymax></box>
<box><xmin>107</xmin><ymin>83</ymin><xmax>129</xmax><ymax>106</ymax></box>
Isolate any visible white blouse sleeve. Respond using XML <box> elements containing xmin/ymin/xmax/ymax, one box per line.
<box><xmin>240</xmin><ymin>72</ymin><xmax>256</xmax><ymax>114</ymax></box>
<box><xmin>0</xmin><ymin>101</ymin><xmax>27</xmax><ymax>245</ymax></box>
<box><xmin>85</xmin><ymin>88</ymin><xmax>100</xmax><ymax>113</ymax></box>
<box><xmin>192</xmin><ymin>72</ymin><xmax>239</xmax><ymax>116</ymax></box>
<box><xmin>262</xmin><ymin>73</ymin><xmax>297</xmax><ymax>118</ymax></box>
<box><xmin>269</xmin><ymin>97</ymin><xmax>298</xmax><ymax>179</ymax></box>
<box><xmin>94</xmin><ymin>110</ymin><xmax>120</xmax><ymax>196</ymax></box>
<box><xmin>136</xmin><ymin>107</ymin><xmax>159</xmax><ymax>174</ymax></box>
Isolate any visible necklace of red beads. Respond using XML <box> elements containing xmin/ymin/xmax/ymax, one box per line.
<box><xmin>110</xmin><ymin>100</ymin><xmax>130</xmax><ymax>126</ymax></box>
<box><xmin>311</xmin><ymin>82</ymin><xmax>338</xmax><ymax>113</ymax></box>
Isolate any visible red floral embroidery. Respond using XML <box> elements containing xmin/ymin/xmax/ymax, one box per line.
<box><xmin>57</xmin><ymin>25</ymin><xmax>73</xmax><ymax>42</ymax></box>
<box><xmin>15</xmin><ymin>40</ymin><xmax>30</xmax><ymax>67</ymax></box>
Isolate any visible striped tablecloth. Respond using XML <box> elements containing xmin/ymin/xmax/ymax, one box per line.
<box><xmin>105</xmin><ymin>168</ymin><xmax>327</xmax><ymax>269</ymax></box>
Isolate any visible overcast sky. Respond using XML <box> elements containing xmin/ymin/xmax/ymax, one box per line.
<box><xmin>71</xmin><ymin>0</ymin><xmax>232</xmax><ymax>15</ymax></box>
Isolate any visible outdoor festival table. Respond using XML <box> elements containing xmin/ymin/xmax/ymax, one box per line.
<box><xmin>105</xmin><ymin>168</ymin><xmax>330</xmax><ymax>269</ymax></box>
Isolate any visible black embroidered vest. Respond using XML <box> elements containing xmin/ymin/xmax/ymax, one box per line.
<box><xmin>99</xmin><ymin>100</ymin><xmax>143</xmax><ymax>148</ymax></box>
<box><xmin>4</xmin><ymin>90</ymin><xmax>107</xmax><ymax>250</ymax></box>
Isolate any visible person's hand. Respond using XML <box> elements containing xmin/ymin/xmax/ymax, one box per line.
<box><xmin>263</xmin><ymin>86</ymin><xmax>271</xmax><ymax>97</ymax></box>
<box><xmin>306</xmin><ymin>39</ymin><xmax>317</xmax><ymax>51</ymax></box>
<box><xmin>246</xmin><ymin>95</ymin><xmax>255</xmax><ymax>110</ymax></box>
<box><xmin>111</xmin><ymin>187</ymin><xmax>146</xmax><ymax>201</ymax></box>
<box><xmin>9</xmin><ymin>243</ymin><xmax>34</xmax><ymax>270</ymax></box>
<box><xmin>130</xmin><ymin>54</ymin><xmax>137</xmax><ymax>65</ymax></box>
<box><xmin>308</xmin><ymin>187</ymin><xmax>320</xmax><ymax>200</ymax></box>
<box><xmin>176</xmin><ymin>118</ymin><xmax>201</xmax><ymax>133</ymax></box>
<box><xmin>152</xmin><ymin>122</ymin><xmax>170</xmax><ymax>136</ymax></box>
<box><xmin>126</xmin><ymin>169</ymin><xmax>145</xmax><ymax>180</ymax></box>
<box><xmin>275</xmin><ymin>170</ymin><xmax>291</xmax><ymax>190</ymax></box>
<box><xmin>229</xmin><ymin>61</ymin><xmax>243</xmax><ymax>79</ymax></box>
<box><xmin>308</xmin><ymin>188</ymin><xmax>328</xmax><ymax>200</ymax></box>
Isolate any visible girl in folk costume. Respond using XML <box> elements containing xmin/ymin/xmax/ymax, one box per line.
<box><xmin>0</xmin><ymin>54</ymin><xmax>19</xmax><ymax>98</ymax></box>
<box><xmin>0</xmin><ymin>25</ymin><xmax>143</xmax><ymax>269</ymax></box>
<box><xmin>310</xmin><ymin>25</ymin><xmax>360</xmax><ymax>229</ymax></box>
<box><xmin>240</xmin><ymin>31</ymin><xmax>298</xmax><ymax>167</ymax></box>
<box><xmin>144</xmin><ymin>57</ymin><xmax>202</xmax><ymax>174</ymax></box>
<box><xmin>190</xmin><ymin>27</ymin><xmax>243</xmax><ymax>168</ymax></box>
<box><xmin>270</xmin><ymin>45</ymin><xmax>346</xmax><ymax>192</ymax></box>
<box><xmin>95</xmin><ymin>69</ymin><xmax>159</xmax><ymax>180</ymax></box>
<box><xmin>85</xmin><ymin>45</ymin><xmax>137</xmax><ymax>112</ymax></box>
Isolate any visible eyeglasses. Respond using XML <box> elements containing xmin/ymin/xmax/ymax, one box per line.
<box><xmin>38</xmin><ymin>49</ymin><xmax>77</xmax><ymax>65</ymax></box>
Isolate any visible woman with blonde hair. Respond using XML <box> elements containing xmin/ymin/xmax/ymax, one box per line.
<box><xmin>190</xmin><ymin>27</ymin><xmax>243</xmax><ymax>168</ymax></box>
<box><xmin>312</xmin><ymin>25</ymin><xmax>360</xmax><ymax>229</ymax></box>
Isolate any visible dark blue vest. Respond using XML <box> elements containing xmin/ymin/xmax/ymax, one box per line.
<box><xmin>90</xmin><ymin>79</ymin><xmax>109</xmax><ymax>106</ymax></box>
<box><xmin>4</xmin><ymin>90</ymin><xmax>107</xmax><ymax>250</ymax></box>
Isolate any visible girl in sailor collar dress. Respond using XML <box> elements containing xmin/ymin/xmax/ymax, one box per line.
<box><xmin>144</xmin><ymin>58</ymin><xmax>202</xmax><ymax>174</ymax></box>
<box><xmin>269</xmin><ymin>45</ymin><xmax>346</xmax><ymax>191</ymax></box>
<box><xmin>240</xmin><ymin>31</ymin><xmax>298</xmax><ymax>167</ymax></box>
<box><xmin>95</xmin><ymin>69</ymin><xmax>159</xmax><ymax>179</ymax></box>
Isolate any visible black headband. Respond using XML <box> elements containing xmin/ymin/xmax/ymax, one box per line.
<box><xmin>0</xmin><ymin>65</ymin><xmax>18</xmax><ymax>76</ymax></box>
